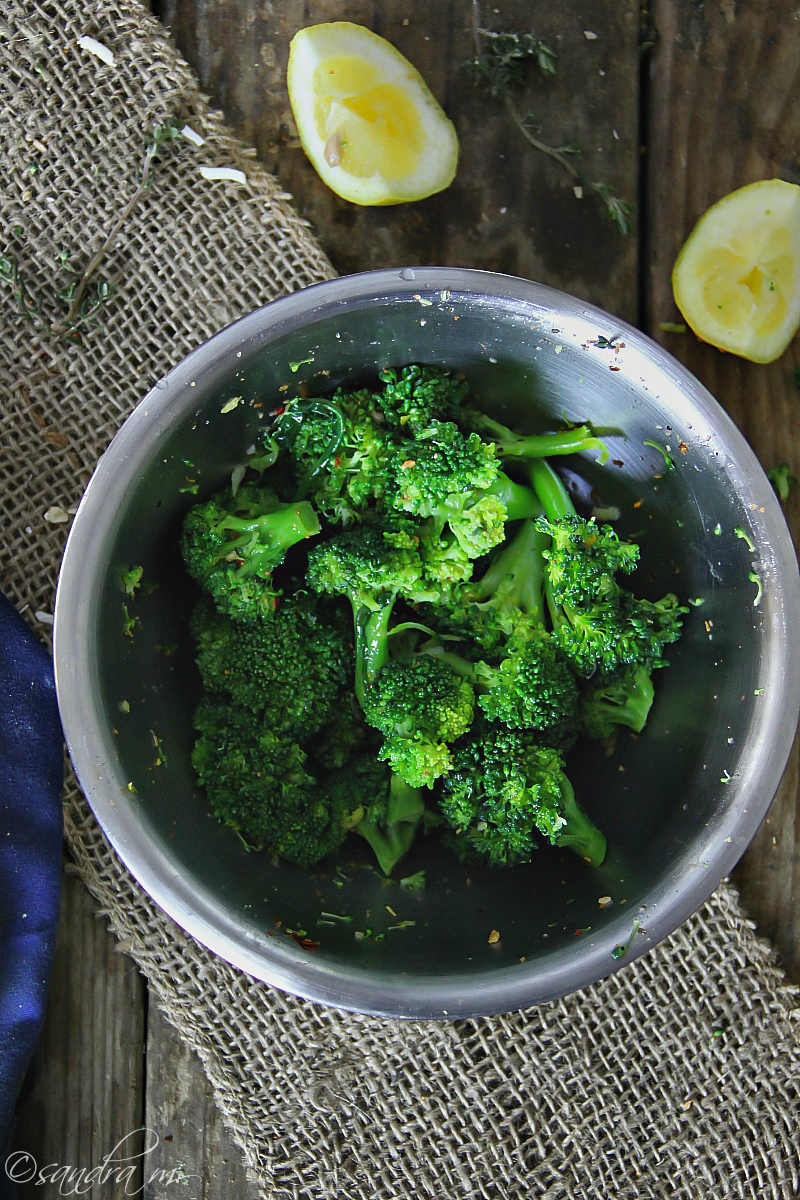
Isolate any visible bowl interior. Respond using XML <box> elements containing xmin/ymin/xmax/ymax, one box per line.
<box><xmin>57</xmin><ymin>271</ymin><xmax>798</xmax><ymax>1016</ymax></box>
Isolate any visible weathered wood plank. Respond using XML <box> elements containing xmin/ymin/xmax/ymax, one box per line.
<box><xmin>647</xmin><ymin>0</ymin><xmax>800</xmax><ymax>978</ymax></box>
<box><xmin>142</xmin><ymin>1005</ymin><xmax>258</xmax><ymax>1200</ymax></box>
<box><xmin>12</xmin><ymin>866</ymin><xmax>147</xmax><ymax>1200</ymax></box>
<box><xmin>157</xmin><ymin>0</ymin><xmax>641</xmax><ymax>320</ymax></box>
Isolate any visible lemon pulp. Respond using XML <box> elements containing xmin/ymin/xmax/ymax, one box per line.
<box><xmin>313</xmin><ymin>55</ymin><xmax>424</xmax><ymax>179</ymax></box>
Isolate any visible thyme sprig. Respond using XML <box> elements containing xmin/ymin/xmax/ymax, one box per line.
<box><xmin>468</xmin><ymin>29</ymin><xmax>556</xmax><ymax>96</ymax></box>
<box><xmin>54</xmin><ymin>120</ymin><xmax>180</xmax><ymax>333</ymax></box>
<box><xmin>3</xmin><ymin>121</ymin><xmax>180</xmax><ymax>339</ymax></box>
<box><xmin>467</xmin><ymin>6</ymin><xmax>634</xmax><ymax>235</ymax></box>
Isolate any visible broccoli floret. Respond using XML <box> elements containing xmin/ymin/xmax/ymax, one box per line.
<box><xmin>388</xmin><ymin>422</ymin><xmax>540</xmax><ymax>559</ymax></box>
<box><xmin>181</xmin><ymin>483</ymin><xmax>320</xmax><ymax>621</ymax></box>
<box><xmin>378</xmin><ymin>364</ymin><xmax>468</xmax><ymax>433</ymax></box>
<box><xmin>274</xmin><ymin>391</ymin><xmax>395</xmax><ymax>521</ymax></box>
<box><xmin>474</xmin><ymin>628</ymin><xmax>580</xmax><ymax>751</ymax></box>
<box><xmin>306</xmin><ymin>522</ymin><xmax>439</xmax><ymax>705</ymax></box>
<box><xmin>324</xmin><ymin>756</ymin><xmax>427</xmax><ymax>875</ymax></box>
<box><xmin>427</xmin><ymin>517</ymin><xmax>549</xmax><ymax>651</ymax></box>
<box><xmin>439</xmin><ymin>723</ymin><xmax>606</xmax><ymax>867</ymax></box>
<box><xmin>465</xmin><ymin>411</ymin><xmax>609</xmax><ymax>463</ymax></box>
<box><xmin>192</xmin><ymin>697</ymin><xmax>347</xmax><ymax>867</ymax></box>
<box><xmin>363</xmin><ymin>655</ymin><xmax>475</xmax><ymax>788</ymax></box>
<box><xmin>536</xmin><ymin>514</ymin><xmax>639</xmax><ymax>606</ymax></box>
<box><xmin>190</xmin><ymin>593</ymin><xmax>352</xmax><ymax>739</ymax></box>
<box><xmin>391</xmin><ymin>420</ymin><xmax>499</xmax><ymax>516</ymax></box>
<box><xmin>531</xmin><ymin>458</ymin><xmax>686</xmax><ymax>676</ymax></box>
<box><xmin>581</xmin><ymin>665</ymin><xmax>655</xmax><ymax>740</ymax></box>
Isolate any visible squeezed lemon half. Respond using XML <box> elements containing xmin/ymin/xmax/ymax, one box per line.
<box><xmin>287</xmin><ymin>22</ymin><xmax>458</xmax><ymax>205</ymax></box>
<box><xmin>672</xmin><ymin>179</ymin><xmax>800</xmax><ymax>364</ymax></box>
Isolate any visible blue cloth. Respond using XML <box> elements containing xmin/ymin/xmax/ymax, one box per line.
<box><xmin>0</xmin><ymin>593</ymin><xmax>63</xmax><ymax>1161</ymax></box>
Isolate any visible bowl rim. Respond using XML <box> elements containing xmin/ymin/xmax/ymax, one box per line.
<box><xmin>54</xmin><ymin>267</ymin><xmax>800</xmax><ymax>1018</ymax></box>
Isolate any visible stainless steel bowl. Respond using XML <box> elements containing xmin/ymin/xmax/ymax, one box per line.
<box><xmin>54</xmin><ymin>268</ymin><xmax>800</xmax><ymax>1018</ymax></box>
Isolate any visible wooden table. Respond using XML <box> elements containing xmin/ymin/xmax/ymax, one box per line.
<box><xmin>14</xmin><ymin>2</ymin><xmax>800</xmax><ymax>1196</ymax></box>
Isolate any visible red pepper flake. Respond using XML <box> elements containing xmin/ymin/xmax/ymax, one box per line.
<box><xmin>679</xmin><ymin>441</ymin><xmax>688</xmax><ymax>454</ymax></box>
<box><xmin>612</xmin><ymin>458</ymin><xmax>624</xmax><ymax>467</ymax></box>
<box><xmin>273</xmin><ymin>405</ymin><xmax>286</xmax><ymax>416</ymax></box>
<box><xmin>334</xmin><ymin>456</ymin><xmax>342</xmax><ymax>467</ymax></box>
<box><xmin>633</xmin><ymin>498</ymin><xmax>643</xmax><ymax>509</ymax></box>
<box><xmin>609</xmin><ymin>365</ymin><xmax>621</xmax><ymax>371</ymax></box>
<box><xmin>288</xmin><ymin>931</ymin><xmax>320</xmax><ymax>951</ymax></box>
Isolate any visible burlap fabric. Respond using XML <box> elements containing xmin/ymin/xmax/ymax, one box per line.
<box><xmin>1</xmin><ymin>2</ymin><xmax>799</xmax><ymax>1197</ymax></box>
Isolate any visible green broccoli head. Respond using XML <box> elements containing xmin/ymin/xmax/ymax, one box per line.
<box><xmin>306</xmin><ymin>522</ymin><xmax>434</xmax><ymax>609</ymax></box>
<box><xmin>190</xmin><ymin>592</ymin><xmax>352</xmax><ymax>739</ymax></box>
<box><xmin>324</xmin><ymin>756</ymin><xmax>426</xmax><ymax>875</ymax></box>
<box><xmin>181</xmin><ymin>483</ymin><xmax>320</xmax><ymax>622</ymax></box>
<box><xmin>191</xmin><ymin>697</ymin><xmax>347</xmax><ymax>867</ymax></box>
<box><xmin>580</xmin><ymin>665</ymin><xmax>655</xmax><ymax>740</ymax></box>
<box><xmin>378</xmin><ymin>364</ymin><xmax>468</xmax><ymax>433</ymax></box>
<box><xmin>275</xmin><ymin>392</ymin><xmax>396</xmax><ymax>521</ymax></box>
<box><xmin>439</xmin><ymin>723</ymin><xmax>606</xmax><ymax>867</ymax></box>
<box><xmin>390</xmin><ymin>420</ymin><xmax>499</xmax><ymax>519</ymax></box>
<box><xmin>536</xmin><ymin>515</ymin><xmax>639</xmax><ymax>607</ymax></box>
<box><xmin>363</xmin><ymin>655</ymin><xmax>476</xmax><ymax>788</ymax></box>
<box><xmin>554</xmin><ymin>591</ymin><xmax>686</xmax><ymax>676</ymax></box>
<box><xmin>476</xmin><ymin>629</ymin><xmax>580</xmax><ymax>751</ymax></box>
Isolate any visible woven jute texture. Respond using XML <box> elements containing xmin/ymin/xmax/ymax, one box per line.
<box><xmin>2</xmin><ymin>3</ymin><xmax>799</xmax><ymax>1197</ymax></box>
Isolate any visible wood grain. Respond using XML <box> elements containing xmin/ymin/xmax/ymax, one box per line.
<box><xmin>647</xmin><ymin>0</ymin><xmax>800</xmax><ymax>977</ymax></box>
<box><xmin>12</xmin><ymin>867</ymin><xmax>147</xmax><ymax>1200</ymax></box>
<box><xmin>142</xmin><ymin>1006</ymin><xmax>259</xmax><ymax>1200</ymax></box>
<box><xmin>156</xmin><ymin>0</ymin><xmax>641</xmax><ymax>320</ymax></box>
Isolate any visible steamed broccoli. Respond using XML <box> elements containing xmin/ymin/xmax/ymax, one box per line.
<box><xmin>190</xmin><ymin>593</ymin><xmax>352</xmax><ymax>738</ymax></box>
<box><xmin>306</xmin><ymin>521</ymin><xmax>439</xmax><ymax>704</ymax></box>
<box><xmin>530</xmin><ymin>458</ymin><xmax>686</xmax><ymax>676</ymax></box>
<box><xmin>362</xmin><ymin>655</ymin><xmax>476</xmax><ymax>788</ymax></box>
<box><xmin>192</xmin><ymin>697</ymin><xmax>348</xmax><ymax>866</ymax></box>
<box><xmin>274</xmin><ymin>391</ymin><xmax>395</xmax><ymax>521</ymax></box>
<box><xmin>472</xmin><ymin>629</ymin><xmax>580</xmax><ymax>751</ymax></box>
<box><xmin>183</xmin><ymin>363</ymin><xmax>685</xmax><ymax>883</ymax></box>
<box><xmin>439</xmin><ymin>722</ymin><xmax>606</xmax><ymax>867</ymax></box>
<box><xmin>327</xmin><ymin>756</ymin><xmax>427</xmax><ymax>875</ymax></box>
<box><xmin>580</xmin><ymin>665</ymin><xmax>655</xmax><ymax>741</ymax></box>
<box><xmin>378</xmin><ymin>364</ymin><xmax>468</xmax><ymax>433</ymax></box>
<box><xmin>389</xmin><ymin>421</ymin><xmax>541</xmax><ymax>558</ymax></box>
<box><xmin>181</xmin><ymin>483</ymin><xmax>320</xmax><ymax>621</ymax></box>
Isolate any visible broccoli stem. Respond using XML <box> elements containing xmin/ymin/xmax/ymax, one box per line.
<box><xmin>354</xmin><ymin>600</ymin><xmax>394</xmax><ymax>707</ymax></box>
<box><xmin>553</xmin><ymin>778</ymin><xmax>607</xmax><ymax>866</ymax></box>
<box><xmin>472</xmin><ymin>518</ymin><xmax>548</xmax><ymax>617</ymax></box>
<box><xmin>220</xmin><ymin>502</ymin><xmax>321</xmax><ymax>576</ymax></box>
<box><xmin>356</xmin><ymin>774</ymin><xmax>425</xmax><ymax>875</ymax></box>
<box><xmin>488</xmin><ymin>472</ymin><xmax>542</xmax><ymax>521</ymax></box>
<box><xmin>473</xmin><ymin>414</ymin><xmax>608</xmax><ymax>462</ymax></box>
<box><xmin>528</xmin><ymin>458</ymin><xmax>576</xmax><ymax>521</ymax></box>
